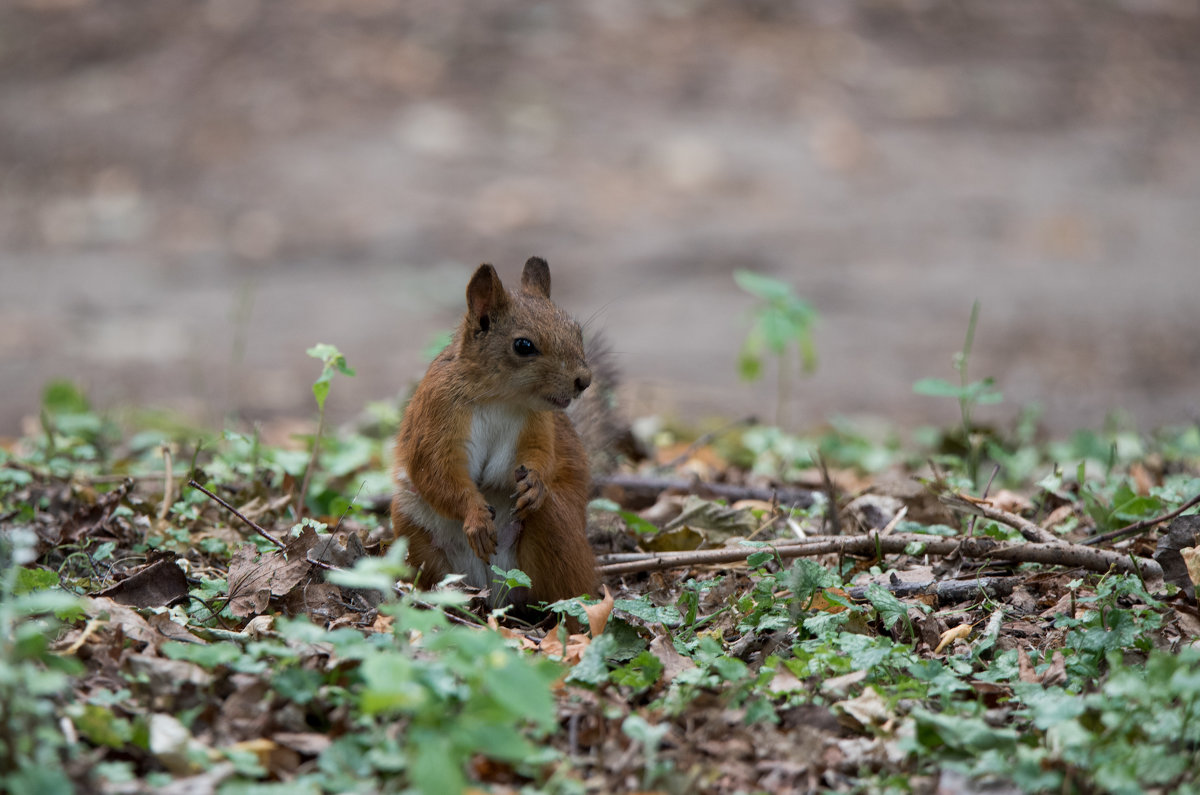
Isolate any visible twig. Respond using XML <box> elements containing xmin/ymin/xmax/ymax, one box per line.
<box><xmin>158</xmin><ymin>444</ymin><xmax>174</xmax><ymax>521</ymax></box>
<box><xmin>967</xmin><ymin>464</ymin><xmax>1001</xmax><ymax>538</ymax></box>
<box><xmin>188</xmin><ymin>479</ymin><xmax>285</xmax><ymax>550</ymax></box>
<box><xmin>595</xmin><ymin>532</ymin><xmax>1160</xmax><ymax>580</ymax></box>
<box><xmin>940</xmin><ymin>492</ymin><xmax>1061</xmax><ymax>545</ymax></box>
<box><xmin>1082</xmin><ymin>492</ymin><xmax>1200</xmax><ymax>547</ymax></box>
<box><xmin>295</xmin><ymin>412</ymin><xmax>325</xmax><ymax>519</ymax></box>
<box><xmin>815</xmin><ymin>453</ymin><xmax>842</xmax><ymax>536</ymax></box>
<box><xmin>596</xmin><ymin>535</ymin><xmax>846</xmax><ymax>564</ymax></box>
<box><xmin>595</xmin><ymin>473</ymin><xmax>816</xmax><ymax>509</ymax></box>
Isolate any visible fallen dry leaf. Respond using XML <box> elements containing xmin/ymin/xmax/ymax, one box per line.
<box><xmin>540</xmin><ymin>622</ymin><xmax>592</xmax><ymax>664</ymax></box>
<box><xmin>933</xmin><ymin>623</ymin><xmax>973</xmax><ymax>654</ymax></box>
<box><xmin>989</xmin><ymin>489</ymin><xmax>1033</xmax><ymax>515</ymax></box>
<box><xmin>1041</xmin><ymin>650</ymin><xmax>1067</xmax><ymax>686</ymax></box>
<box><xmin>227</xmin><ymin>526</ymin><xmax>320</xmax><ymax>617</ymax></box>
<box><xmin>649</xmin><ymin>632</ymin><xmax>697</xmax><ymax>683</ymax></box>
<box><xmin>94</xmin><ymin>555</ymin><xmax>189</xmax><ymax>608</ymax></box>
<box><xmin>835</xmin><ymin>686</ymin><xmax>892</xmax><ymax>732</ymax></box>
<box><xmin>585</xmin><ymin>585</ymin><xmax>614</xmax><ymax>637</ymax></box>
<box><xmin>1181</xmin><ymin>546</ymin><xmax>1200</xmax><ymax>588</ymax></box>
<box><xmin>1018</xmin><ymin>647</ymin><xmax>1037</xmax><ymax>683</ymax></box>
<box><xmin>821</xmin><ymin>669</ymin><xmax>868</xmax><ymax>697</ymax></box>
<box><xmin>768</xmin><ymin>667</ymin><xmax>806</xmax><ymax>695</ymax></box>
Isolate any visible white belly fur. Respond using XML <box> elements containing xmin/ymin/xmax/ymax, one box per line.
<box><xmin>396</xmin><ymin>403</ymin><xmax>528</xmax><ymax>601</ymax></box>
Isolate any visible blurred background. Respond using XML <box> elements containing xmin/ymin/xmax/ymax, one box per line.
<box><xmin>2</xmin><ymin>0</ymin><xmax>1199</xmax><ymax>439</ymax></box>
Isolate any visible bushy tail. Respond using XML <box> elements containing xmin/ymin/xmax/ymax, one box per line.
<box><xmin>569</xmin><ymin>335</ymin><xmax>644</xmax><ymax>475</ymax></box>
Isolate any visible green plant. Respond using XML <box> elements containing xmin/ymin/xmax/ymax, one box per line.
<box><xmin>734</xmin><ymin>270</ymin><xmax>818</xmax><ymax>428</ymax></box>
<box><xmin>0</xmin><ymin>528</ymin><xmax>84</xmax><ymax>792</ymax></box>
<box><xmin>296</xmin><ymin>343</ymin><xmax>355</xmax><ymax>516</ymax></box>
<box><xmin>913</xmin><ymin>300</ymin><xmax>1002</xmax><ymax>486</ymax></box>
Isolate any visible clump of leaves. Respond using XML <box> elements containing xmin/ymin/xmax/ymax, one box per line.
<box><xmin>0</xmin><ymin>528</ymin><xmax>84</xmax><ymax>792</ymax></box>
<box><xmin>734</xmin><ymin>269</ymin><xmax>818</xmax><ymax>428</ymax></box>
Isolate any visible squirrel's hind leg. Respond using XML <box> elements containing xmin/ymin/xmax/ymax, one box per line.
<box><xmin>516</xmin><ymin>495</ymin><xmax>599</xmax><ymax>605</ymax></box>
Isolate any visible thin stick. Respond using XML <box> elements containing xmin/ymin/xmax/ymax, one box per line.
<box><xmin>158</xmin><ymin>444</ymin><xmax>174</xmax><ymax>521</ymax></box>
<box><xmin>1082</xmin><ymin>491</ymin><xmax>1200</xmax><ymax>547</ymax></box>
<box><xmin>940</xmin><ymin>492</ymin><xmax>1061</xmax><ymax>545</ymax></box>
<box><xmin>595</xmin><ymin>532</ymin><xmax>1160</xmax><ymax>580</ymax></box>
<box><xmin>815</xmin><ymin>453</ymin><xmax>842</xmax><ymax>536</ymax></box>
<box><xmin>295</xmin><ymin>411</ymin><xmax>326</xmax><ymax>519</ymax></box>
<box><xmin>967</xmin><ymin>464</ymin><xmax>1001</xmax><ymax>539</ymax></box>
<box><xmin>189</xmin><ymin>479</ymin><xmax>285</xmax><ymax>549</ymax></box>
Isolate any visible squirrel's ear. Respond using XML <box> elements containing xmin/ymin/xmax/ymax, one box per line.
<box><xmin>466</xmin><ymin>264</ymin><xmax>508</xmax><ymax>330</ymax></box>
<box><xmin>521</xmin><ymin>257</ymin><xmax>551</xmax><ymax>299</ymax></box>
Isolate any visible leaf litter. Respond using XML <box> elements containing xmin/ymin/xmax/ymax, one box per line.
<box><xmin>4</xmin><ymin>408</ymin><xmax>1200</xmax><ymax>793</ymax></box>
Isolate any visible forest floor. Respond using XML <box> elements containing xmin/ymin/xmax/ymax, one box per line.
<box><xmin>3</xmin><ymin>379</ymin><xmax>1200</xmax><ymax>793</ymax></box>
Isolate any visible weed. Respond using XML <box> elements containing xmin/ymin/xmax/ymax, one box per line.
<box><xmin>296</xmin><ymin>343</ymin><xmax>355</xmax><ymax>516</ymax></box>
<box><xmin>913</xmin><ymin>300</ymin><xmax>1002</xmax><ymax>486</ymax></box>
<box><xmin>734</xmin><ymin>269</ymin><xmax>818</xmax><ymax>428</ymax></box>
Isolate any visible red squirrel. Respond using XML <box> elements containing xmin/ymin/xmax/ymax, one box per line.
<box><xmin>391</xmin><ymin>257</ymin><xmax>599</xmax><ymax>608</ymax></box>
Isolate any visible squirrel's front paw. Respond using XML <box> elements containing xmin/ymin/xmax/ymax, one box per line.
<box><xmin>513</xmin><ymin>465</ymin><xmax>547</xmax><ymax>517</ymax></box>
<box><xmin>464</xmin><ymin>503</ymin><xmax>497</xmax><ymax>560</ymax></box>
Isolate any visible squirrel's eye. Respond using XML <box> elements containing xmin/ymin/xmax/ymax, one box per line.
<box><xmin>512</xmin><ymin>338</ymin><xmax>539</xmax><ymax>357</ymax></box>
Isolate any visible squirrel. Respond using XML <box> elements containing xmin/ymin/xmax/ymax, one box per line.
<box><xmin>391</xmin><ymin>257</ymin><xmax>600</xmax><ymax>609</ymax></box>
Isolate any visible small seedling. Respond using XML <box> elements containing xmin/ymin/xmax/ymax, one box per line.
<box><xmin>913</xmin><ymin>300</ymin><xmax>1002</xmax><ymax>485</ymax></box>
<box><xmin>296</xmin><ymin>343</ymin><xmax>355</xmax><ymax>516</ymax></box>
<box><xmin>734</xmin><ymin>270</ymin><xmax>818</xmax><ymax>428</ymax></box>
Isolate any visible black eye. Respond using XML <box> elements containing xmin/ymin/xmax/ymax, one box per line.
<box><xmin>513</xmin><ymin>337</ymin><xmax>539</xmax><ymax>357</ymax></box>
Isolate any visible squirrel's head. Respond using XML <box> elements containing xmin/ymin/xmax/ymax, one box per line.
<box><xmin>460</xmin><ymin>257</ymin><xmax>591</xmax><ymax>411</ymax></box>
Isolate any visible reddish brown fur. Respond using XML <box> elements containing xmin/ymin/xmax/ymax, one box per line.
<box><xmin>391</xmin><ymin>258</ymin><xmax>598</xmax><ymax>605</ymax></box>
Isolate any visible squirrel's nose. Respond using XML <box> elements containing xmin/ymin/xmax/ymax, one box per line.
<box><xmin>574</xmin><ymin>369</ymin><xmax>592</xmax><ymax>395</ymax></box>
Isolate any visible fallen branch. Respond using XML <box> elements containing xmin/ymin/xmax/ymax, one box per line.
<box><xmin>595</xmin><ymin>532</ymin><xmax>1161</xmax><ymax>581</ymax></box>
<box><xmin>189</xmin><ymin>479</ymin><xmax>286</xmax><ymax>550</ymax></box>
<box><xmin>595</xmin><ymin>473</ymin><xmax>816</xmax><ymax>509</ymax></box>
<box><xmin>1082</xmin><ymin>491</ymin><xmax>1200</xmax><ymax>547</ymax></box>
<box><xmin>939</xmin><ymin>492</ymin><xmax>1061</xmax><ymax>545</ymax></box>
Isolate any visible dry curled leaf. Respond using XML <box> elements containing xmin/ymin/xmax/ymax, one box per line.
<box><xmin>585</xmin><ymin>585</ymin><xmax>615</xmax><ymax>637</ymax></box>
<box><xmin>933</xmin><ymin>623</ymin><xmax>973</xmax><ymax>654</ymax></box>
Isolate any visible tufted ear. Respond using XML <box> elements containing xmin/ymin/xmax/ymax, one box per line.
<box><xmin>466</xmin><ymin>264</ymin><xmax>509</xmax><ymax>332</ymax></box>
<box><xmin>520</xmin><ymin>256</ymin><xmax>551</xmax><ymax>299</ymax></box>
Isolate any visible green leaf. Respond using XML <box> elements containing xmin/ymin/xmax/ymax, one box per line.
<box><xmin>746</xmin><ymin>550</ymin><xmax>774</xmax><ymax>569</ymax></box>
<box><xmin>611</xmin><ymin>651</ymin><xmax>664</xmax><ymax>693</ymax></box>
<box><xmin>491</xmin><ymin>565</ymin><xmax>532</xmax><ymax>590</ymax></box>
<box><xmin>161</xmin><ymin>641</ymin><xmax>243</xmax><ymax>669</ymax></box>
<box><xmin>42</xmin><ymin>379</ymin><xmax>91</xmax><ymax>414</ymax></box>
<box><xmin>734</xmin><ymin>269</ymin><xmax>794</xmax><ymax>303</ymax></box>
<box><xmin>865</xmin><ymin>583</ymin><xmax>914</xmax><ymax>634</ymax></box>
<box><xmin>615</xmin><ymin>597</ymin><xmax>683</xmax><ymax>627</ymax></box>
<box><xmin>738</xmin><ymin>349</ymin><xmax>763</xmax><ymax>382</ymax></box>
<box><xmin>359</xmin><ymin>654</ymin><xmax>426</xmax><ymax>715</ymax></box>
<box><xmin>786</xmin><ymin>559</ymin><xmax>839</xmax><ymax>604</ymax></box>
<box><xmin>408</xmin><ymin>729</ymin><xmax>466</xmax><ymax>795</ymax></box>
<box><xmin>482</xmin><ymin>656</ymin><xmax>558</xmax><ymax>729</ymax></box>
<box><xmin>711</xmin><ymin>655</ymin><xmax>749</xmax><ymax>682</ymax></box>
<box><xmin>567</xmin><ymin>632</ymin><xmax>616</xmax><ymax>686</ymax></box>
<box><xmin>912</xmin><ymin>378</ymin><xmax>965</xmax><ymax>398</ymax></box>
<box><xmin>307</xmin><ymin>343</ymin><xmax>355</xmax><ymax>411</ymax></box>
<box><xmin>14</xmin><ymin>567</ymin><xmax>60</xmax><ymax>595</ymax></box>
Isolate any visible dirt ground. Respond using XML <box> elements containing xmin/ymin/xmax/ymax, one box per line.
<box><xmin>2</xmin><ymin>0</ymin><xmax>1199</xmax><ymax>439</ymax></box>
